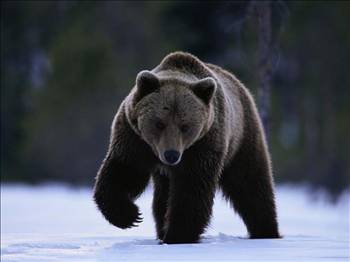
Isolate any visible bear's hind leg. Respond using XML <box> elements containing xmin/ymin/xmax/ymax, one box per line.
<box><xmin>219</xmin><ymin>148</ymin><xmax>280</xmax><ymax>239</ymax></box>
<box><xmin>152</xmin><ymin>170</ymin><xmax>169</xmax><ymax>240</ymax></box>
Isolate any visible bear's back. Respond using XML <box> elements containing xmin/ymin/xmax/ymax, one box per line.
<box><xmin>153</xmin><ymin>52</ymin><xmax>213</xmax><ymax>81</ymax></box>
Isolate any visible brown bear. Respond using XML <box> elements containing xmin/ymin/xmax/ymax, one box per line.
<box><xmin>93</xmin><ymin>51</ymin><xmax>280</xmax><ymax>244</ymax></box>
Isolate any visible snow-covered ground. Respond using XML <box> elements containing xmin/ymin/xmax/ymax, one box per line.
<box><xmin>1</xmin><ymin>184</ymin><xmax>349</xmax><ymax>261</ymax></box>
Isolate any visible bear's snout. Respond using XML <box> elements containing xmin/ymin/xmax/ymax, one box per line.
<box><xmin>163</xmin><ymin>150</ymin><xmax>181</xmax><ymax>165</ymax></box>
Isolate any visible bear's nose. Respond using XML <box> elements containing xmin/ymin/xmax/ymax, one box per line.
<box><xmin>164</xmin><ymin>150</ymin><xmax>180</xmax><ymax>165</ymax></box>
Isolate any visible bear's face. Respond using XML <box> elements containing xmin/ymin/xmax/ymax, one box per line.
<box><xmin>131</xmin><ymin>71</ymin><xmax>216</xmax><ymax>166</ymax></box>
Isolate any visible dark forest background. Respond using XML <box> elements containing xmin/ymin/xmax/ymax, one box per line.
<box><xmin>1</xmin><ymin>1</ymin><xmax>349</xmax><ymax>200</ymax></box>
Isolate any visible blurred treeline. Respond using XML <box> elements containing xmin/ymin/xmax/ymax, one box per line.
<box><xmin>1</xmin><ymin>1</ymin><xmax>349</xmax><ymax>200</ymax></box>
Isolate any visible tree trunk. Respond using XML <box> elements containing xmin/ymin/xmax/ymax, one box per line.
<box><xmin>254</xmin><ymin>1</ymin><xmax>273</xmax><ymax>142</ymax></box>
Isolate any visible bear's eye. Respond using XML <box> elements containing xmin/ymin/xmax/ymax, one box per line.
<box><xmin>180</xmin><ymin>124</ymin><xmax>189</xmax><ymax>133</ymax></box>
<box><xmin>155</xmin><ymin>120</ymin><xmax>166</xmax><ymax>130</ymax></box>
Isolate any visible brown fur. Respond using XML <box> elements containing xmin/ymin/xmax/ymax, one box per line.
<box><xmin>93</xmin><ymin>51</ymin><xmax>280</xmax><ymax>244</ymax></box>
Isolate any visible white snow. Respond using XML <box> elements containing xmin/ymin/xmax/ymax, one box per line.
<box><xmin>1</xmin><ymin>184</ymin><xmax>349</xmax><ymax>261</ymax></box>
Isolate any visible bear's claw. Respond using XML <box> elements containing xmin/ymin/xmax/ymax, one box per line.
<box><xmin>107</xmin><ymin>203</ymin><xmax>144</xmax><ymax>229</ymax></box>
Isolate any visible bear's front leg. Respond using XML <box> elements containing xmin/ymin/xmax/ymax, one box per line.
<box><xmin>93</xmin><ymin>151</ymin><xmax>151</xmax><ymax>229</ymax></box>
<box><xmin>162</xmin><ymin>153</ymin><xmax>221</xmax><ymax>244</ymax></box>
<box><xmin>152</xmin><ymin>171</ymin><xmax>169</xmax><ymax>240</ymax></box>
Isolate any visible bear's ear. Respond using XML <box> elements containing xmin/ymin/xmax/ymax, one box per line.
<box><xmin>189</xmin><ymin>77</ymin><xmax>217</xmax><ymax>105</ymax></box>
<box><xmin>134</xmin><ymin>71</ymin><xmax>160</xmax><ymax>102</ymax></box>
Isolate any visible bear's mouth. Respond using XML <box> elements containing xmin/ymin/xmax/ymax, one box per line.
<box><xmin>161</xmin><ymin>158</ymin><xmax>181</xmax><ymax>166</ymax></box>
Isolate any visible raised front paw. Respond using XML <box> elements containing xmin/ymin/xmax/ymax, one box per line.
<box><xmin>106</xmin><ymin>202</ymin><xmax>143</xmax><ymax>229</ymax></box>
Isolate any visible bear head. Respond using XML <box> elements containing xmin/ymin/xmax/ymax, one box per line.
<box><xmin>126</xmin><ymin>70</ymin><xmax>217</xmax><ymax>166</ymax></box>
